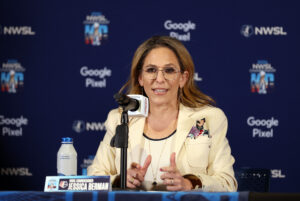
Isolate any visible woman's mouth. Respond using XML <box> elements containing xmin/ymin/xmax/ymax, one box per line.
<box><xmin>152</xmin><ymin>88</ymin><xmax>168</xmax><ymax>95</ymax></box>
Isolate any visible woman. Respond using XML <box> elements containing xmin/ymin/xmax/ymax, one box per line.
<box><xmin>88</xmin><ymin>36</ymin><xmax>237</xmax><ymax>191</ymax></box>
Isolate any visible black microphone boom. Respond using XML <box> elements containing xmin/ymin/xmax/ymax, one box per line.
<box><xmin>113</xmin><ymin>93</ymin><xmax>140</xmax><ymax>112</ymax></box>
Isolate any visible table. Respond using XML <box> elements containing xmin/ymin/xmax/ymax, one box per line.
<box><xmin>0</xmin><ymin>191</ymin><xmax>300</xmax><ymax>201</ymax></box>
<box><xmin>0</xmin><ymin>191</ymin><xmax>247</xmax><ymax>201</ymax></box>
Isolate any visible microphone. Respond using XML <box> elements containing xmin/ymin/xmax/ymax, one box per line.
<box><xmin>113</xmin><ymin>93</ymin><xmax>139</xmax><ymax>111</ymax></box>
<box><xmin>113</xmin><ymin>93</ymin><xmax>148</xmax><ymax>117</ymax></box>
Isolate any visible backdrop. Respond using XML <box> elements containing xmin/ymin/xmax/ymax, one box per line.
<box><xmin>1</xmin><ymin>0</ymin><xmax>299</xmax><ymax>192</ymax></box>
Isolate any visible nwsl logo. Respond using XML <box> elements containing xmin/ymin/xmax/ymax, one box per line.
<box><xmin>0</xmin><ymin>60</ymin><xmax>25</xmax><ymax>93</ymax></box>
<box><xmin>0</xmin><ymin>25</ymin><xmax>35</xmax><ymax>35</ymax></box>
<box><xmin>73</xmin><ymin>120</ymin><xmax>106</xmax><ymax>133</ymax></box>
<box><xmin>241</xmin><ymin>25</ymin><xmax>287</xmax><ymax>37</ymax></box>
<box><xmin>249</xmin><ymin>60</ymin><xmax>276</xmax><ymax>94</ymax></box>
<box><xmin>240</xmin><ymin>25</ymin><xmax>254</xmax><ymax>38</ymax></box>
<box><xmin>83</xmin><ymin>12</ymin><xmax>110</xmax><ymax>46</ymax></box>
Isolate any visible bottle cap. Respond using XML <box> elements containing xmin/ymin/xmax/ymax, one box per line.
<box><xmin>62</xmin><ymin>137</ymin><xmax>73</xmax><ymax>143</ymax></box>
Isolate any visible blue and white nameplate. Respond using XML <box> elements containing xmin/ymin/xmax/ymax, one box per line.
<box><xmin>44</xmin><ymin>175</ymin><xmax>111</xmax><ymax>192</ymax></box>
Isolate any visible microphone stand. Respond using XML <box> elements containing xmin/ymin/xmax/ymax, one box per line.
<box><xmin>110</xmin><ymin>100</ymin><xmax>129</xmax><ymax>189</ymax></box>
<box><xmin>119</xmin><ymin>110</ymin><xmax>128</xmax><ymax>189</ymax></box>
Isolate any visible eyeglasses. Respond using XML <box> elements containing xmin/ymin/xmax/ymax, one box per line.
<box><xmin>142</xmin><ymin>66</ymin><xmax>181</xmax><ymax>80</ymax></box>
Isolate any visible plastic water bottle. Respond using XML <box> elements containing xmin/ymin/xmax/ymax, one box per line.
<box><xmin>57</xmin><ymin>137</ymin><xmax>77</xmax><ymax>176</ymax></box>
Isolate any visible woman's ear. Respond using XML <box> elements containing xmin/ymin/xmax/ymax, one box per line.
<box><xmin>138</xmin><ymin>74</ymin><xmax>144</xmax><ymax>87</ymax></box>
<box><xmin>179</xmin><ymin>71</ymin><xmax>189</xmax><ymax>88</ymax></box>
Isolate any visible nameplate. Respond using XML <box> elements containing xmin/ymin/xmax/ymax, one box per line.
<box><xmin>44</xmin><ymin>175</ymin><xmax>111</xmax><ymax>192</ymax></box>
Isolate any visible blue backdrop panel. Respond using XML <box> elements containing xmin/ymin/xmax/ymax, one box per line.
<box><xmin>0</xmin><ymin>0</ymin><xmax>299</xmax><ymax>192</ymax></box>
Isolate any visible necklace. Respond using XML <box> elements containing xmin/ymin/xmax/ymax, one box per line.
<box><xmin>145</xmin><ymin>111</ymin><xmax>178</xmax><ymax>187</ymax></box>
<box><xmin>148</xmin><ymin>138</ymin><xmax>168</xmax><ymax>186</ymax></box>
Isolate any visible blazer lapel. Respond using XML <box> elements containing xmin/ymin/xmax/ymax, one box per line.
<box><xmin>173</xmin><ymin>104</ymin><xmax>195</xmax><ymax>159</ymax></box>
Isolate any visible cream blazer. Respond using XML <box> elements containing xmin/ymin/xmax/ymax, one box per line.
<box><xmin>88</xmin><ymin>104</ymin><xmax>237</xmax><ymax>192</ymax></box>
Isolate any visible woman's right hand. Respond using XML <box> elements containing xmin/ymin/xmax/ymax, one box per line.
<box><xmin>127</xmin><ymin>155</ymin><xmax>151</xmax><ymax>189</ymax></box>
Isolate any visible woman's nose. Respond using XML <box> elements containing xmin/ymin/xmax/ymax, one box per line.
<box><xmin>155</xmin><ymin>70</ymin><xmax>166</xmax><ymax>82</ymax></box>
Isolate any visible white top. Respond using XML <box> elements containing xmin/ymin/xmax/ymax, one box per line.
<box><xmin>140</xmin><ymin>131</ymin><xmax>176</xmax><ymax>191</ymax></box>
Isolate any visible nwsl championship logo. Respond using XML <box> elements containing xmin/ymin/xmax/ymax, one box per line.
<box><xmin>0</xmin><ymin>60</ymin><xmax>25</xmax><ymax>93</ymax></box>
<box><xmin>249</xmin><ymin>60</ymin><xmax>276</xmax><ymax>94</ymax></box>
<box><xmin>83</xmin><ymin>12</ymin><xmax>110</xmax><ymax>46</ymax></box>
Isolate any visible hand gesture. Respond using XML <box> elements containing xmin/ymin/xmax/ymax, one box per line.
<box><xmin>127</xmin><ymin>155</ymin><xmax>151</xmax><ymax>189</ymax></box>
<box><xmin>160</xmin><ymin>152</ymin><xmax>193</xmax><ymax>191</ymax></box>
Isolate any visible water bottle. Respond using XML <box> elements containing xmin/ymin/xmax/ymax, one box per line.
<box><xmin>57</xmin><ymin>137</ymin><xmax>77</xmax><ymax>176</ymax></box>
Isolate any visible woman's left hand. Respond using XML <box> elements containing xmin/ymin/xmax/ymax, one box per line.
<box><xmin>160</xmin><ymin>152</ymin><xmax>193</xmax><ymax>191</ymax></box>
